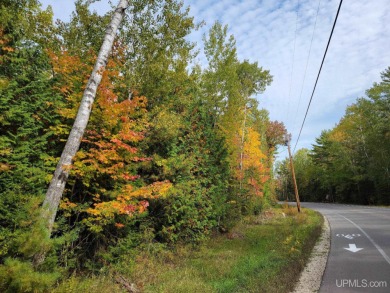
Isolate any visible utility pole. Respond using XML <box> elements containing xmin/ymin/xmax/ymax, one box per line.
<box><xmin>285</xmin><ymin>134</ymin><xmax>301</xmax><ymax>212</ymax></box>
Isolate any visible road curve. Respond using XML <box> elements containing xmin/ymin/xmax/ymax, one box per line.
<box><xmin>301</xmin><ymin>202</ymin><xmax>390</xmax><ymax>293</ymax></box>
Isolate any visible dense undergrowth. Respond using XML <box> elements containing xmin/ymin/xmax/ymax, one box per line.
<box><xmin>0</xmin><ymin>1</ymin><xmax>290</xmax><ymax>292</ymax></box>
<box><xmin>52</xmin><ymin>205</ymin><xmax>323</xmax><ymax>293</ymax></box>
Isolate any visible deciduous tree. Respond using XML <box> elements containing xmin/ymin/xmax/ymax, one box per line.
<box><xmin>41</xmin><ymin>0</ymin><xmax>129</xmax><ymax>234</ymax></box>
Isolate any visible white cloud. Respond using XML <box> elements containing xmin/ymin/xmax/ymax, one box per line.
<box><xmin>186</xmin><ymin>0</ymin><xmax>390</xmax><ymax>158</ymax></box>
<box><xmin>40</xmin><ymin>0</ymin><xmax>390</xmax><ymax>159</ymax></box>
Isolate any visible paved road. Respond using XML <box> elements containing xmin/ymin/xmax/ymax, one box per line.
<box><xmin>301</xmin><ymin>202</ymin><xmax>390</xmax><ymax>292</ymax></box>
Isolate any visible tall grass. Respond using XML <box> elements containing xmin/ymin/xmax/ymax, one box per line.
<box><xmin>54</xmin><ymin>205</ymin><xmax>322</xmax><ymax>292</ymax></box>
<box><xmin>129</xmin><ymin>205</ymin><xmax>323</xmax><ymax>293</ymax></box>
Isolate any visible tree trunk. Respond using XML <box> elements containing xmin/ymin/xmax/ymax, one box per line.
<box><xmin>41</xmin><ymin>0</ymin><xmax>129</xmax><ymax>234</ymax></box>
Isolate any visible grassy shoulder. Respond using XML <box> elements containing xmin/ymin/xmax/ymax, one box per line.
<box><xmin>55</xmin><ymin>205</ymin><xmax>323</xmax><ymax>293</ymax></box>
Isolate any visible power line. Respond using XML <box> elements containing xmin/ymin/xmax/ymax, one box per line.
<box><xmin>293</xmin><ymin>0</ymin><xmax>344</xmax><ymax>152</ymax></box>
<box><xmin>292</xmin><ymin>0</ymin><xmax>322</xmax><ymax>135</ymax></box>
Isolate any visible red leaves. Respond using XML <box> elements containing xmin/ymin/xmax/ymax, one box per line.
<box><xmin>123</xmin><ymin>204</ymin><xmax>136</xmax><ymax>215</ymax></box>
<box><xmin>266</xmin><ymin>120</ymin><xmax>287</xmax><ymax>149</ymax></box>
<box><xmin>52</xmin><ymin>43</ymin><xmax>169</xmax><ymax>233</ymax></box>
<box><xmin>111</xmin><ymin>138</ymin><xmax>137</xmax><ymax>153</ymax></box>
<box><xmin>121</xmin><ymin>173</ymin><xmax>140</xmax><ymax>181</ymax></box>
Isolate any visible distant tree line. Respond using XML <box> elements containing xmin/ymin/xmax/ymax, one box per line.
<box><xmin>276</xmin><ymin>67</ymin><xmax>390</xmax><ymax>205</ymax></box>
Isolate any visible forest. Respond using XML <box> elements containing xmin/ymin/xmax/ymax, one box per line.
<box><xmin>276</xmin><ymin>67</ymin><xmax>390</xmax><ymax>205</ymax></box>
<box><xmin>0</xmin><ymin>0</ymin><xmax>288</xmax><ymax>290</ymax></box>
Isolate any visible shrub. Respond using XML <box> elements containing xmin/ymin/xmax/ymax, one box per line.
<box><xmin>0</xmin><ymin>258</ymin><xmax>60</xmax><ymax>293</ymax></box>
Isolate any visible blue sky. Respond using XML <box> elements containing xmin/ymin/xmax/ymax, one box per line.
<box><xmin>40</xmin><ymin>0</ymin><xmax>390</xmax><ymax>159</ymax></box>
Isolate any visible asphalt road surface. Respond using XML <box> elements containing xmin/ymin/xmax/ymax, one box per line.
<box><xmin>301</xmin><ymin>202</ymin><xmax>390</xmax><ymax>292</ymax></box>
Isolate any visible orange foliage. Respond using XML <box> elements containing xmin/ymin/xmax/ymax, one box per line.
<box><xmin>238</xmin><ymin>127</ymin><xmax>270</xmax><ymax>197</ymax></box>
<box><xmin>87</xmin><ymin>182</ymin><xmax>171</xmax><ymax>218</ymax></box>
<box><xmin>51</xmin><ymin>44</ymin><xmax>170</xmax><ymax>232</ymax></box>
<box><xmin>0</xmin><ymin>29</ymin><xmax>13</xmax><ymax>65</ymax></box>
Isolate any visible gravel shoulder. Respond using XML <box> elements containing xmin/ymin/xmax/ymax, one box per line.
<box><xmin>292</xmin><ymin>215</ymin><xmax>330</xmax><ymax>293</ymax></box>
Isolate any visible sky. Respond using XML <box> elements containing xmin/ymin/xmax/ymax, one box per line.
<box><xmin>40</xmin><ymin>0</ymin><xmax>390</xmax><ymax>159</ymax></box>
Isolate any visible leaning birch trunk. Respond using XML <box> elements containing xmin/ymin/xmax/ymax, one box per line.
<box><xmin>41</xmin><ymin>0</ymin><xmax>129</xmax><ymax>234</ymax></box>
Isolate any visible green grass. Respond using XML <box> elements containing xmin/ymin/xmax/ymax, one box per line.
<box><xmin>128</xmin><ymin>205</ymin><xmax>323</xmax><ymax>293</ymax></box>
<box><xmin>53</xmin><ymin>205</ymin><xmax>322</xmax><ymax>292</ymax></box>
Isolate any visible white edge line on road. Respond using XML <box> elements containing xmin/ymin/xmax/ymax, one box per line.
<box><xmin>337</xmin><ymin>214</ymin><xmax>390</xmax><ymax>265</ymax></box>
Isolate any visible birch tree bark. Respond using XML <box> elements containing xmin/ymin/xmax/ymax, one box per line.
<box><xmin>41</xmin><ymin>0</ymin><xmax>129</xmax><ymax>234</ymax></box>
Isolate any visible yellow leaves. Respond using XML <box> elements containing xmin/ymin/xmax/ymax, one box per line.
<box><xmin>49</xmin><ymin>43</ymin><xmax>168</xmax><ymax>233</ymax></box>
<box><xmin>132</xmin><ymin>95</ymin><xmax>148</xmax><ymax>109</ymax></box>
<box><xmin>243</xmin><ymin>127</ymin><xmax>267</xmax><ymax>169</ymax></box>
<box><xmin>60</xmin><ymin>198</ymin><xmax>77</xmax><ymax>209</ymax></box>
<box><xmin>60</xmin><ymin>198</ymin><xmax>78</xmax><ymax>217</ymax></box>
<box><xmin>61</xmin><ymin>164</ymin><xmax>73</xmax><ymax>172</ymax></box>
<box><xmin>49</xmin><ymin>124</ymin><xmax>70</xmax><ymax>136</ymax></box>
<box><xmin>0</xmin><ymin>77</ymin><xmax>10</xmax><ymax>90</ymax></box>
<box><xmin>152</xmin><ymin>107</ymin><xmax>183</xmax><ymax>140</ymax></box>
<box><xmin>0</xmin><ymin>147</ymin><xmax>12</xmax><ymax>156</ymax></box>
<box><xmin>49</xmin><ymin>50</ymin><xmax>89</xmax><ymax>77</ymax></box>
<box><xmin>44</xmin><ymin>174</ymin><xmax>53</xmax><ymax>183</ymax></box>
<box><xmin>126</xmin><ymin>181</ymin><xmax>172</xmax><ymax>199</ymax></box>
<box><xmin>237</xmin><ymin>127</ymin><xmax>267</xmax><ymax>178</ymax></box>
<box><xmin>2</xmin><ymin>46</ymin><xmax>14</xmax><ymax>52</ymax></box>
<box><xmin>74</xmin><ymin>150</ymin><xmax>87</xmax><ymax>160</ymax></box>
<box><xmin>82</xmin><ymin>181</ymin><xmax>172</xmax><ymax>232</ymax></box>
<box><xmin>0</xmin><ymin>163</ymin><xmax>12</xmax><ymax>172</ymax></box>
<box><xmin>83</xmin><ymin>202</ymin><xmax>118</xmax><ymax>233</ymax></box>
<box><xmin>118</xmin><ymin>181</ymin><xmax>172</xmax><ymax>201</ymax></box>
<box><xmin>87</xmin><ymin>198</ymin><xmax>139</xmax><ymax>218</ymax></box>
<box><xmin>157</xmin><ymin>181</ymin><xmax>173</xmax><ymax>196</ymax></box>
<box><xmin>330</xmin><ymin>128</ymin><xmax>346</xmax><ymax>142</ymax></box>
<box><xmin>236</xmin><ymin>127</ymin><xmax>270</xmax><ymax>196</ymax></box>
<box><xmin>86</xmin><ymin>201</ymin><xmax>118</xmax><ymax>218</ymax></box>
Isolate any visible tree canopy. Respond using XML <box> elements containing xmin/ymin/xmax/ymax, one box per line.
<box><xmin>0</xmin><ymin>1</ymin><xmax>286</xmax><ymax>291</ymax></box>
